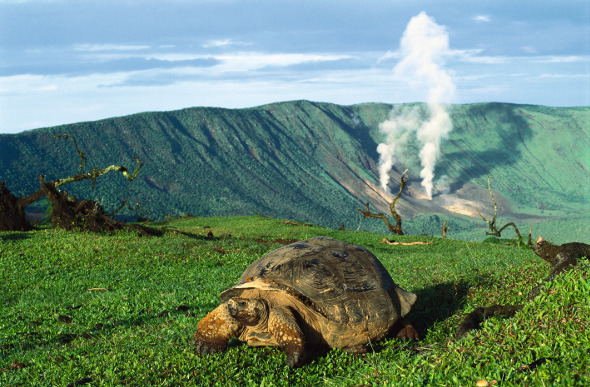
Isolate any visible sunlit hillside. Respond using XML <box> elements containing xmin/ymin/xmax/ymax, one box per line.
<box><xmin>1</xmin><ymin>101</ymin><xmax>588</xmax><ymax>243</ymax></box>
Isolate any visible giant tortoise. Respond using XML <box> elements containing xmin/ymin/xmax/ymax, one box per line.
<box><xmin>192</xmin><ymin>237</ymin><xmax>417</xmax><ymax>368</ymax></box>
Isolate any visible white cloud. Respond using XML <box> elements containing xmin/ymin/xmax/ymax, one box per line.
<box><xmin>60</xmin><ymin>43</ymin><xmax>352</xmax><ymax>72</ymax></box>
<box><xmin>447</xmin><ymin>49</ymin><xmax>511</xmax><ymax>64</ymax></box>
<box><xmin>521</xmin><ymin>46</ymin><xmax>538</xmax><ymax>54</ymax></box>
<box><xmin>35</xmin><ymin>84</ymin><xmax>58</xmax><ymax>91</ymax></box>
<box><xmin>451</xmin><ymin>51</ymin><xmax>590</xmax><ymax>67</ymax></box>
<box><xmin>0</xmin><ymin>72</ymin><xmax>128</xmax><ymax>96</ymax></box>
<box><xmin>461</xmin><ymin>55</ymin><xmax>509</xmax><ymax>64</ymax></box>
<box><xmin>540</xmin><ymin>55</ymin><xmax>589</xmax><ymax>63</ymax></box>
<box><xmin>539</xmin><ymin>73</ymin><xmax>588</xmax><ymax>79</ymax></box>
<box><xmin>74</xmin><ymin>44</ymin><xmax>151</xmax><ymax>52</ymax></box>
<box><xmin>376</xmin><ymin>50</ymin><xmax>401</xmax><ymax>64</ymax></box>
<box><xmin>472</xmin><ymin>15</ymin><xmax>491</xmax><ymax>23</ymax></box>
<box><xmin>211</xmin><ymin>52</ymin><xmax>352</xmax><ymax>72</ymax></box>
<box><xmin>141</xmin><ymin>53</ymin><xmax>211</xmax><ymax>61</ymax></box>
<box><xmin>203</xmin><ymin>39</ymin><xmax>232</xmax><ymax>48</ymax></box>
<box><xmin>0</xmin><ymin>74</ymin><xmax>47</xmax><ymax>95</ymax></box>
<box><xmin>202</xmin><ymin>39</ymin><xmax>251</xmax><ymax>48</ymax></box>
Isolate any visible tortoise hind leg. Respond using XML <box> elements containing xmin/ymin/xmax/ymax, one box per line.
<box><xmin>392</xmin><ymin>317</ymin><xmax>419</xmax><ymax>341</ymax></box>
<box><xmin>193</xmin><ymin>303</ymin><xmax>240</xmax><ymax>355</ymax></box>
<box><xmin>268</xmin><ymin>306</ymin><xmax>306</xmax><ymax>368</ymax></box>
<box><xmin>343</xmin><ymin>344</ymin><xmax>368</xmax><ymax>355</ymax></box>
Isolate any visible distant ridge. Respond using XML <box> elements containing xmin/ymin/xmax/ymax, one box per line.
<box><xmin>1</xmin><ymin>101</ymin><xmax>588</xmax><ymax>243</ymax></box>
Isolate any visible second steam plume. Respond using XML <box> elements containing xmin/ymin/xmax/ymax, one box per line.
<box><xmin>378</xmin><ymin>12</ymin><xmax>456</xmax><ymax>199</ymax></box>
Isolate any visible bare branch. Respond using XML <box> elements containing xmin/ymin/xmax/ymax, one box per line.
<box><xmin>358</xmin><ymin>201</ymin><xmax>398</xmax><ymax>233</ymax></box>
<box><xmin>389</xmin><ymin>169</ymin><xmax>408</xmax><ymax>230</ymax></box>
<box><xmin>478</xmin><ymin>172</ymin><xmax>523</xmax><ymax>242</ymax></box>
<box><xmin>357</xmin><ymin>169</ymin><xmax>408</xmax><ymax>236</ymax></box>
<box><xmin>442</xmin><ymin>219</ymin><xmax>449</xmax><ymax>239</ymax></box>
<box><xmin>55</xmin><ymin>134</ymin><xmax>87</xmax><ymax>175</ymax></box>
<box><xmin>493</xmin><ymin>222</ymin><xmax>522</xmax><ymax>240</ymax></box>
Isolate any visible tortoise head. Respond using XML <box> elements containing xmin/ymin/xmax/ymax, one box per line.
<box><xmin>227</xmin><ymin>298</ymin><xmax>269</xmax><ymax>326</ymax></box>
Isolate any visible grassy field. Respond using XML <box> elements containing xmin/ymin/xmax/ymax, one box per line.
<box><xmin>1</xmin><ymin>216</ymin><xmax>589</xmax><ymax>386</ymax></box>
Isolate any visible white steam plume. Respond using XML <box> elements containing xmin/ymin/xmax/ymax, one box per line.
<box><xmin>377</xmin><ymin>12</ymin><xmax>455</xmax><ymax>198</ymax></box>
<box><xmin>377</xmin><ymin>106</ymin><xmax>420</xmax><ymax>191</ymax></box>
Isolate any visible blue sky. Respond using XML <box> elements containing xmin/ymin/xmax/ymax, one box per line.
<box><xmin>0</xmin><ymin>0</ymin><xmax>588</xmax><ymax>133</ymax></box>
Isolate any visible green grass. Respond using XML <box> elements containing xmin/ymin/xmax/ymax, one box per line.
<box><xmin>1</xmin><ymin>216</ymin><xmax>588</xmax><ymax>386</ymax></box>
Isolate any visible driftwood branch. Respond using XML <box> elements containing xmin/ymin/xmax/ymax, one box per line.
<box><xmin>39</xmin><ymin>174</ymin><xmax>154</xmax><ymax>236</ymax></box>
<box><xmin>380</xmin><ymin>238</ymin><xmax>433</xmax><ymax>246</ymax></box>
<box><xmin>17</xmin><ymin>155</ymin><xmax>143</xmax><ymax>209</ymax></box>
<box><xmin>357</xmin><ymin>169</ymin><xmax>408</xmax><ymax>236</ymax></box>
<box><xmin>53</xmin><ymin>155</ymin><xmax>143</xmax><ymax>189</ymax></box>
<box><xmin>1</xmin><ymin>134</ymin><xmax>143</xmax><ymax>232</ymax></box>
<box><xmin>477</xmin><ymin>173</ymin><xmax>522</xmax><ymax>241</ymax></box>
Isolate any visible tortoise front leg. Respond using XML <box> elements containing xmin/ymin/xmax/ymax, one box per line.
<box><xmin>193</xmin><ymin>303</ymin><xmax>240</xmax><ymax>355</ymax></box>
<box><xmin>268</xmin><ymin>306</ymin><xmax>306</xmax><ymax>368</ymax></box>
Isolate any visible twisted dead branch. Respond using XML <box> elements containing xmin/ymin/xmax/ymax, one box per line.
<box><xmin>357</xmin><ymin>169</ymin><xmax>408</xmax><ymax>235</ymax></box>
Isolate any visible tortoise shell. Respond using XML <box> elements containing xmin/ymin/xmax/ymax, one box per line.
<box><xmin>220</xmin><ymin>237</ymin><xmax>415</xmax><ymax>325</ymax></box>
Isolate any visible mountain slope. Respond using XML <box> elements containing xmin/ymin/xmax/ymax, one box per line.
<box><xmin>1</xmin><ymin>101</ymin><xmax>588</xmax><ymax>242</ymax></box>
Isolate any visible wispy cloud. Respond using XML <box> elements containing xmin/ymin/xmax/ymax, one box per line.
<box><xmin>212</xmin><ymin>53</ymin><xmax>352</xmax><ymax>72</ymax></box>
<box><xmin>451</xmin><ymin>50</ymin><xmax>590</xmax><ymax>67</ymax></box>
<box><xmin>376</xmin><ymin>50</ymin><xmax>401</xmax><ymax>64</ymax></box>
<box><xmin>35</xmin><ymin>84</ymin><xmax>57</xmax><ymax>91</ymax></box>
<box><xmin>74</xmin><ymin>44</ymin><xmax>151</xmax><ymax>52</ymax></box>
<box><xmin>2</xmin><ymin>50</ymin><xmax>355</xmax><ymax>91</ymax></box>
<box><xmin>0</xmin><ymin>55</ymin><xmax>219</xmax><ymax>76</ymax></box>
<box><xmin>203</xmin><ymin>39</ymin><xmax>232</xmax><ymax>48</ymax></box>
<box><xmin>539</xmin><ymin>73</ymin><xmax>588</xmax><ymax>79</ymax></box>
<box><xmin>539</xmin><ymin>55</ymin><xmax>589</xmax><ymax>63</ymax></box>
<box><xmin>472</xmin><ymin>15</ymin><xmax>491</xmax><ymax>23</ymax></box>
<box><xmin>520</xmin><ymin>46</ymin><xmax>538</xmax><ymax>54</ymax></box>
<box><xmin>202</xmin><ymin>39</ymin><xmax>251</xmax><ymax>48</ymax></box>
<box><xmin>461</xmin><ymin>55</ymin><xmax>510</xmax><ymax>65</ymax></box>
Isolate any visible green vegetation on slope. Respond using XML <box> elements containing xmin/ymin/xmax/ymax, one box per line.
<box><xmin>441</xmin><ymin>104</ymin><xmax>589</xmax><ymax>212</ymax></box>
<box><xmin>0</xmin><ymin>101</ymin><xmax>588</xmax><ymax>243</ymax></box>
<box><xmin>1</xmin><ymin>217</ymin><xmax>588</xmax><ymax>385</ymax></box>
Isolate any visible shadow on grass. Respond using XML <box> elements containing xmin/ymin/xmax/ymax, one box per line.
<box><xmin>408</xmin><ymin>280</ymin><xmax>471</xmax><ymax>339</ymax></box>
<box><xmin>161</xmin><ymin>227</ymin><xmax>234</xmax><ymax>241</ymax></box>
<box><xmin>0</xmin><ymin>232</ymin><xmax>31</xmax><ymax>241</ymax></box>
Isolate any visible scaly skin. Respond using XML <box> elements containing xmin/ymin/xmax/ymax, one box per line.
<box><xmin>267</xmin><ymin>306</ymin><xmax>306</xmax><ymax>368</ymax></box>
<box><xmin>193</xmin><ymin>303</ymin><xmax>240</xmax><ymax>355</ymax></box>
